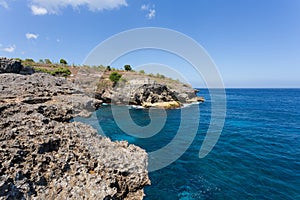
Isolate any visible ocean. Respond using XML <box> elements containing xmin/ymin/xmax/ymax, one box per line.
<box><xmin>78</xmin><ymin>89</ymin><xmax>300</xmax><ymax>200</ymax></box>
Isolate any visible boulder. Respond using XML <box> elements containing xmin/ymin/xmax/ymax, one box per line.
<box><xmin>0</xmin><ymin>57</ymin><xmax>34</xmax><ymax>75</ymax></box>
<box><xmin>0</xmin><ymin>57</ymin><xmax>23</xmax><ymax>73</ymax></box>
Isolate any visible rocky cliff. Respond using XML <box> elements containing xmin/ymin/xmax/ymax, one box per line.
<box><xmin>0</xmin><ymin>57</ymin><xmax>34</xmax><ymax>75</ymax></box>
<box><xmin>0</xmin><ymin>60</ymin><xmax>150</xmax><ymax>200</ymax></box>
<box><xmin>72</xmin><ymin>69</ymin><xmax>204</xmax><ymax>109</ymax></box>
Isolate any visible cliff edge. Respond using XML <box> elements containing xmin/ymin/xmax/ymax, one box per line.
<box><xmin>0</xmin><ymin>58</ymin><xmax>150</xmax><ymax>199</ymax></box>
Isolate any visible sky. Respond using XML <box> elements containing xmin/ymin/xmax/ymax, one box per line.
<box><xmin>0</xmin><ymin>0</ymin><xmax>300</xmax><ymax>88</ymax></box>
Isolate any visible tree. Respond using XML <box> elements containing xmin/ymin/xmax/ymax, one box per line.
<box><xmin>60</xmin><ymin>59</ymin><xmax>68</xmax><ymax>65</ymax></box>
<box><xmin>39</xmin><ymin>59</ymin><xmax>44</xmax><ymax>64</ymax></box>
<box><xmin>139</xmin><ymin>70</ymin><xmax>145</xmax><ymax>74</ymax></box>
<box><xmin>44</xmin><ymin>59</ymin><xmax>52</xmax><ymax>64</ymax></box>
<box><xmin>106</xmin><ymin>66</ymin><xmax>111</xmax><ymax>71</ymax></box>
<box><xmin>109</xmin><ymin>72</ymin><xmax>122</xmax><ymax>85</ymax></box>
<box><xmin>124</xmin><ymin>64</ymin><xmax>132</xmax><ymax>71</ymax></box>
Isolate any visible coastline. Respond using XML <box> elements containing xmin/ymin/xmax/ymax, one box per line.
<box><xmin>0</xmin><ymin>58</ymin><xmax>151</xmax><ymax>199</ymax></box>
<box><xmin>0</xmin><ymin>57</ymin><xmax>203</xmax><ymax>199</ymax></box>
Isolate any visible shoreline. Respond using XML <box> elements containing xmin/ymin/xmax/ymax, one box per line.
<box><xmin>0</xmin><ymin>57</ymin><xmax>204</xmax><ymax>199</ymax></box>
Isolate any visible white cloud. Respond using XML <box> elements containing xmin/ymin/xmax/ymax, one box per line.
<box><xmin>2</xmin><ymin>45</ymin><xmax>16</xmax><ymax>53</ymax></box>
<box><xmin>30</xmin><ymin>0</ymin><xmax>128</xmax><ymax>15</ymax></box>
<box><xmin>141</xmin><ymin>4</ymin><xmax>149</xmax><ymax>11</ymax></box>
<box><xmin>31</xmin><ymin>5</ymin><xmax>48</xmax><ymax>15</ymax></box>
<box><xmin>141</xmin><ymin>4</ymin><xmax>155</xmax><ymax>20</ymax></box>
<box><xmin>147</xmin><ymin>9</ymin><xmax>155</xmax><ymax>19</ymax></box>
<box><xmin>0</xmin><ymin>0</ymin><xmax>8</xmax><ymax>9</ymax></box>
<box><xmin>26</xmin><ymin>33</ymin><xmax>39</xmax><ymax>39</ymax></box>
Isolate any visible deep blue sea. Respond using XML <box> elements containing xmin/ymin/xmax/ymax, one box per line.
<box><xmin>78</xmin><ymin>89</ymin><xmax>300</xmax><ymax>199</ymax></box>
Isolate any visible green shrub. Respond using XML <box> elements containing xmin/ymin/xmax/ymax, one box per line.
<box><xmin>25</xmin><ymin>58</ymin><xmax>35</xmax><ymax>63</ymax></box>
<box><xmin>44</xmin><ymin>59</ymin><xmax>52</xmax><ymax>64</ymax></box>
<box><xmin>124</xmin><ymin>65</ymin><xmax>132</xmax><ymax>71</ymax></box>
<box><xmin>54</xmin><ymin>67</ymin><xmax>71</xmax><ymax>77</ymax></box>
<box><xmin>34</xmin><ymin>68</ymin><xmax>50</xmax><ymax>74</ymax></box>
<box><xmin>34</xmin><ymin>67</ymin><xmax>71</xmax><ymax>78</ymax></box>
<box><xmin>109</xmin><ymin>72</ymin><xmax>122</xmax><ymax>84</ymax></box>
<box><xmin>60</xmin><ymin>59</ymin><xmax>68</xmax><ymax>65</ymax></box>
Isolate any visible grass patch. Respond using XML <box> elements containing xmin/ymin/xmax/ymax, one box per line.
<box><xmin>34</xmin><ymin>67</ymin><xmax>71</xmax><ymax>78</ymax></box>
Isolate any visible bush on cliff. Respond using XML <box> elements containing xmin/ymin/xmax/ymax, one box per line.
<box><xmin>45</xmin><ymin>59</ymin><xmax>52</xmax><ymax>64</ymax></box>
<box><xmin>109</xmin><ymin>72</ymin><xmax>122</xmax><ymax>84</ymax></box>
<box><xmin>124</xmin><ymin>65</ymin><xmax>132</xmax><ymax>71</ymax></box>
<box><xmin>25</xmin><ymin>58</ymin><xmax>35</xmax><ymax>63</ymax></box>
<box><xmin>60</xmin><ymin>59</ymin><xmax>68</xmax><ymax>65</ymax></box>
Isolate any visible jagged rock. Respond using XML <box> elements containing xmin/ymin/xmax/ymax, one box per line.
<box><xmin>0</xmin><ymin>58</ymin><xmax>23</xmax><ymax>73</ymax></box>
<box><xmin>0</xmin><ymin>73</ymin><xmax>150</xmax><ymax>200</ymax></box>
<box><xmin>70</xmin><ymin>68</ymin><xmax>203</xmax><ymax>108</ymax></box>
<box><xmin>94</xmin><ymin>78</ymin><xmax>201</xmax><ymax>108</ymax></box>
<box><xmin>0</xmin><ymin>58</ymin><xmax>34</xmax><ymax>75</ymax></box>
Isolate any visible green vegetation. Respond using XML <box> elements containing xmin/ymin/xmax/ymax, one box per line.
<box><xmin>34</xmin><ymin>67</ymin><xmax>71</xmax><ymax>78</ymax></box>
<box><xmin>156</xmin><ymin>73</ymin><xmax>165</xmax><ymax>79</ymax></box>
<box><xmin>60</xmin><ymin>59</ymin><xmax>68</xmax><ymax>65</ymax></box>
<box><xmin>25</xmin><ymin>58</ymin><xmax>35</xmax><ymax>63</ymax></box>
<box><xmin>109</xmin><ymin>72</ymin><xmax>122</xmax><ymax>84</ymax></box>
<box><xmin>124</xmin><ymin>64</ymin><xmax>132</xmax><ymax>71</ymax></box>
<box><xmin>14</xmin><ymin>58</ymin><xmax>22</xmax><ymax>62</ymax></box>
<box><xmin>44</xmin><ymin>59</ymin><xmax>52</xmax><ymax>64</ymax></box>
<box><xmin>139</xmin><ymin>70</ymin><xmax>145</xmax><ymax>74</ymax></box>
<box><xmin>106</xmin><ymin>66</ymin><xmax>111</xmax><ymax>71</ymax></box>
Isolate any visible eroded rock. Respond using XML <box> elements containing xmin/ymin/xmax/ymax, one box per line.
<box><xmin>0</xmin><ymin>73</ymin><xmax>150</xmax><ymax>200</ymax></box>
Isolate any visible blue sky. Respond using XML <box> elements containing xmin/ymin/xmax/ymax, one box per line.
<box><xmin>0</xmin><ymin>0</ymin><xmax>299</xmax><ymax>87</ymax></box>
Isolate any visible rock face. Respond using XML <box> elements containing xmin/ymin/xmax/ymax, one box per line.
<box><xmin>99</xmin><ymin>82</ymin><xmax>202</xmax><ymax>109</ymax></box>
<box><xmin>110</xmin><ymin>83</ymin><xmax>179</xmax><ymax>106</ymax></box>
<box><xmin>0</xmin><ymin>73</ymin><xmax>150</xmax><ymax>199</ymax></box>
<box><xmin>0</xmin><ymin>58</ymin><xmax>23</xmax><ymax>73</ymax></box>
<box><xmin>0</xmin><ymin>58</ymin><xmax>34</xmax><ymax>75</ymax></box>
<box><xmin>68</xmin><ymin>66</ymin><xmax>204</xmax><ymax>109</ymax></box>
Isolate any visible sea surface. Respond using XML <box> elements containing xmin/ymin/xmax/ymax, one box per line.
<box><xmin>78</xmin><ymin>89</ymin><xmax>300</xmax><ymax>200</ymax></box>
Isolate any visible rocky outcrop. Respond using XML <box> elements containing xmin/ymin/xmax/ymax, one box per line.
<box><xmin>67</xmin><ymin>65</ymin><xmax>204</xmax><ymax>109</ymax></box>
<box><xmin>0</xmin><ymin>58</ymin><xmax>23</xmax><ymax>73</ymax></box>
<box><xmin>0</xmin><ymin>58</ymin><xmax>34</xmax><ymax>75</ymax></box>
<box><xmin>108</xmin><ymin>83</ymin><xmax>180</xmax><ymax>107</ymax></box>
<box><xmin>0</xmin><ymin>73</ymin><xmax>150</xmax><ymax>199</ymax></box>
<box><xmin>97</xmin><ymin>82</ymin><xmax>203</xmax><ymax>109</ymax></box>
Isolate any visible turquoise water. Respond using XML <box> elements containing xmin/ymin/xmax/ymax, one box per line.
<box><xmin>79</xmin><ymin>89</ymin><xmax>300</xmax><ymax>199</ymax></box>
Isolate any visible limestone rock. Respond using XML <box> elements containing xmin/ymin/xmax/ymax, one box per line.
<box><xmin>0</xmin><ymin>58</ymin><xmax>23</xmax><ymax>73</ymax></box>
<box><xmin>0</xmin><ymin>57</ymin><xmax>34</xmax><ymax>75</ymax></box>
<box><xmin>0</xmin><ymin>73</ymin><xmax>150</xmax><ymax>200</ymax></box>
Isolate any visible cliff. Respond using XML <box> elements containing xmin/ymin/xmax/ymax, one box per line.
<box><xmin>70</xmin><ymin>67</ymin><xmax>204</xmax><ymax>109</ymax></box>
<box><xmin>0</xmin><ymin>58</ymin><xmax>150</xmax><ymax>199</ymax></box>
<box><xmin>10</xmin><ymin>57</ymin><xmax>204</xmax><ymax>109</ymax></box>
